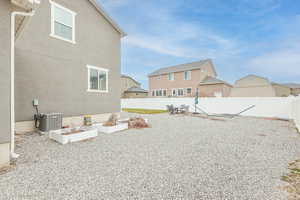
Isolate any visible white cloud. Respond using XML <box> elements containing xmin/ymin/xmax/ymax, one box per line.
<box><xmin>117</xmin><ymin>2</ymin><xmax>240</xmax><ymax>60</ymax></box>
<box><xmin>99</xmin><ymin>0</ymin><xmax>299</xmax><ymax>85</ymax></box>
<box><xmin>248</xmin><ymin>48</ymin><xmax>300</xmax><ymax>77</ymax></box>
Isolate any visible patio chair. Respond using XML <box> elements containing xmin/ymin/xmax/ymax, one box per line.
<box><xmin>166</xmin><ymin>105</ymin><xmax>175</xmax><ymax>114</ymax></box>
<box><xmin>180</xmin><ymin>105</ymin><xmax>190</xmax><ymax>114</ymax></box>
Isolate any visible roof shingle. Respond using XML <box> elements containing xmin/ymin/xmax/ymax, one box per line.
<box><xmin>125</xmin><ymin>87</ymin><xmax>148</xmax><ymax>93</ymax></box>
<box><xmin>199</xmin><ymin>76</ymin><xmax>231</xmax><ymax>86</ymax></box>
<box><xmin>148</xmin><ymin>59</ymin><xmax>213</xmax><ymax>77</ymax></box>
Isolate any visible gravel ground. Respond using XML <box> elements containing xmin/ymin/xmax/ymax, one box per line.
<box><xmin>0</xmin><ymin>113</ymin><xmax>300</xmax><ymax>200</ymax></box>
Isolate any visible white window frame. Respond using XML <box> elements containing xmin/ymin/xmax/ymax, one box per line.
<box><xmin>87</xmin><ymin>65</ymin><xmax>109</xmax><ymax>93</ymax></box>
<box><xmin>186</xmin><ymin>88</ymin><xmax>192</xmax><ymax>95</ymax></box>
<box><xmin>177</xmin><ymin>88</ymin><xmax>184</xmax><ymax>96</ymax></box>
<box><xmin>184</xmin><ymin>71</ymin><xmax>191</xmax><ymax>80</ymax></box>
<box><xmin>163</xmin><ymin>89</ymin><xmax>167</xmax><ymax>96</ymax></box>
<box><xmin>168</xmin><ymin>73</ymin><xmax>174</xmax><ymax>81</ymax></box>
<box><xmin>50</xmin><ymin>0</ymin><xmax>77</xmax><ymax>44</ymax></box>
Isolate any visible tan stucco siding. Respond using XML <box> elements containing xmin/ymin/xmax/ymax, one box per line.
<box><xmin>14</xmin><ymin>0</ymin><xmax>122</xmax><ymax>121</ymax></box>
<box><xmin>198</xmin><ymin>84</ymin><xmax>232</xmax><ymax>97</ymax></box>
<box><xmin>230</xmin><ymin>75</ymin><xmax>278</xmax><ymax>97</ymax></box>
<box><xmin>205</xmin><ymin>60</ymin><xmax>218</xmax><ymax>77</ymax></box>
<box><xmin>273</xmin><ymin>84</ymin><xmax>291</xmax><ymax>97</ymax></box>
<box><xmin>234</xmin><ymin>76</ymin><xmax>270</xmax><ymax>87</ymax></box>
<box><xmin>230</xmin><ymin>85</ymin><xmax>276</xmax><ymax>97</ymax></box>
<box><xmin>291</xmin><ymin>88</ymin><xmax>300</xmax><ymax>96</ymax></box>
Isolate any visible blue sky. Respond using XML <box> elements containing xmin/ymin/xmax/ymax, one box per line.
<box><xmin>97</xmin><ymin>0</ymin><xmax>300</xmax><ymax>89</ymax></box>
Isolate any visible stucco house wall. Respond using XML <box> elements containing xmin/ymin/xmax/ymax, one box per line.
<box><xmin>0</xmin><ymin>0</ymin><xmax>12</xmax><ymax>167</ymax></box>
<box><xmin>198</xmin><ymin>84</ymin><xmax>232</xmax><ymax>97</ymax></box>
<box><xmin>230</xmin><ymin>75</ymin><xmax>276</xmax><ymax>97</ymax></box>
<box><xmin>230</xmin><ymin>86</ymin><xmax>275</xmax><ymax>97</ymax></box>
<box><xmin>14</xmin><ymin>0</ymin><xmax>122</xmax><ymax>125</ymax></box>
<box><xmin>149</xmin><ymin>63</ymin><xmax>216</xmax><ymax>97</ymax></box>
<box><xmin>292</xmin><ymin>88</ymin><xmax>300</xmax><ymax>96</ymax></box>
<box><xmin>272</xmin><ymin>84</ymin><xmax>291</xmax><ymax>97</ymax></box>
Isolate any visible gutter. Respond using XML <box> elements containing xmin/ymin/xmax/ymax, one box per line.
<box><xmin>10</xmin><ymin>10</ymin><xmax>35</xmax><ymax>159</ymax></box>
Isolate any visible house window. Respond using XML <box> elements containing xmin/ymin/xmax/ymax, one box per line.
<box><xmin>186</xmin><ymin>88</ymin><xmax>192</xmax><ymax>95</ymax></box>
<box><xmin>154</xmin><ymin>90</ymin><xmax>163</xmax><ymax>96</ymax></box>
<box><xmin>163</xmin><ymin>90</ymin><xmax>167</xmax><ymax>96</ymax></box>
<box><xmin>178</xmin><ymin>88</ymin><xmax>184</xmax><ymax>96</ymax></box>
<box><xmin>172</xmin><ymin>89</ymin><xmax>177</xmax><ymax>96</ymax></box>
<box><xmin>184</xmin><ymin>71</ymin><xmax>191</xmax><ymax>80</ymax></box>
<box><xmin>168</xmin><ymin>73</ymin><xmax>174</xmax><ymax>81</ymax></box>
<box><xmin>50</xmin><ymin>1</ymin><xmax>76</xmax><ymax>43</ymax></box>
<box><xmin>87</xmin><ymin>65</ymin><xmax>108</xmax><ymax>92</ymax></box>
<box><xmin>156</xmin><ymin>90</ymin><xmax>163</xmax><ymax>96</ymax></box>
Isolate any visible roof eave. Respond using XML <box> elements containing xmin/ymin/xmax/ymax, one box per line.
<box><xmin>207</xmin><ymin>59</ymin><xmax>217</xmax><ymax>77</ymax></box>
<box><xmin>148</xmin><ymin>59</ymin><xmax>213</xmax><ymax>77</ymax></box>
<box><xmin>125</xmin><ymin>91</ymin><xmax>148</xmax><ymax>93</ymax></box>
<box><xmin>121</xmin><ymin>75</ymin><xmax>141</xmax><ymax>85</ymax></box>
<box><xmin>88</xmin><ymin>0</ymin><xmax>127</xmax><ymax>37</ymax></box>
<box><xmin>199</xmin><ymin>82</ymin><xmax>232</xmax><ymax>86</ymax></box>
<box><xmin>271</xmin><ymin>83</ymin><xmax>291</xmax><ymax>89</ymax></box>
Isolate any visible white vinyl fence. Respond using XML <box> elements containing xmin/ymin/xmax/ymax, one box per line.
<box><xmin>292</xmin><ymin>99</ymin><xmax>300</xmax><ymax>131</ymax></box>
<box><xmin>122</xmin><ymin>97</ymin><xmax>299</xmax><ymax>120</ymax></box>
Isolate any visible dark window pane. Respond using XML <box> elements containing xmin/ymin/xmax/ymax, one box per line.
<box><xmin>89</xmin><ymin>69</ymin><xmax>98</xmax><ymax>90</ymax></box>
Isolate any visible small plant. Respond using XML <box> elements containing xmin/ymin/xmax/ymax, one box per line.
<box><xmin>128</xmin><ymin>117</ymin><xmax>150</xmax><ymax>129</ymax></box>
<box><xmin>103</xmin><ymin>114</ymin><xmax>118</xmax><ymax>127</ymax></box>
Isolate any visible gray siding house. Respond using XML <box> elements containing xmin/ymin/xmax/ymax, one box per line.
<box><xmin>0</xmin><ymin>0</ymin><xmax>125</xmax><ymax>167</ymax></box>
<box><xmin>0</xmin><ymin>0</ymin><xmax>12</xmax><ymax>168</ymax></box>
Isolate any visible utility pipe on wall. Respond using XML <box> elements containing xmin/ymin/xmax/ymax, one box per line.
<box><xmin>10</xmin><ymin>10</ymin><xmax>35</xmax><ymax>158</ymax></box>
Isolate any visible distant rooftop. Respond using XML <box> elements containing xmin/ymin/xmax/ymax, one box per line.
<box><xmin>283</xmin><ymin>83</ymin><xmax>300</xmax><ymax>89</ymax></box>
<box><xmin>199</xmin><ymin>76</ymin><xmax>232</xmax><ymax>86</ymax></box>
<box><xmin>148</xmin><ymin>59</ymin><xmax>213</xmax><ymax>77</ymax></box>
<box><xmin>236</xmin><ymin>74</ymin><xmax>292</xmax><ymax>88</ymax></box>
<box><xmin>121</xmin><ymin>74</ymin><xmax>140</xmax><ymax>85</ymax></box>
<box><xmin>125</xmin><ymin>87</ymin><xmax>148</xmax><ymax>93</ymax></box>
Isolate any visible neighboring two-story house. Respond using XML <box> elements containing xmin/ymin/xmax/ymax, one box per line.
<box><xmin>0</xmin><ymin>0</ymin><xmax>125</xmax><ymax>167</ymax></box>
<box><xmin>148</xmin><ymin>59</ymin><xmax>231</xmax><ymax>97</ymax></box>
<box><xmin>121</xmin><ymin>75</ymin><xmax>148</xmax><ymax>98</ymax></box>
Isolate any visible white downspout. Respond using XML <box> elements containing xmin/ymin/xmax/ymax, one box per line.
<box><xmin>10</xmin><ymin>10</ymin><xmax>35</xmax><ymax>159</ymax></box>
